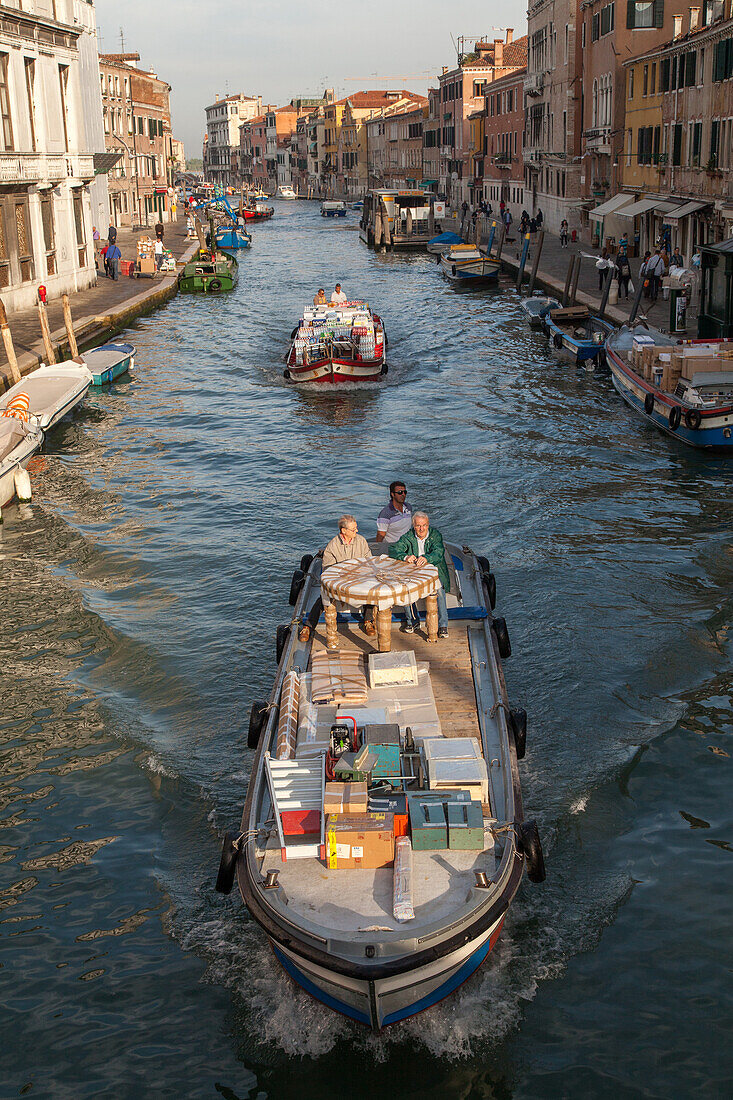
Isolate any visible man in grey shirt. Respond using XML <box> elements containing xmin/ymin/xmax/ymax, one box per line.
<box><xmin>298</xmin><ymin>515</ymin><xmax>375</xmax><ymax>641</ymax></box>
<box><xmin>375</xmin><ymin>480</ymin><xmax>412</xmax><ymax>544</ymax></box>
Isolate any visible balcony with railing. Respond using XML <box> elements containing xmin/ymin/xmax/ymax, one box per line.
<box><xmin>0</xmin><ymin>151</ymin><xmax>96</xmax><ymax>184</ymax></box>
<box><xmin>524</xmin><ymin>73</ymin><xmax>544</xmax><ymax>97</ymax></box>
<box><xmin>582</xmin><ymin>128</ymin><xmax>612</xmax><ymax>154</ymax></box>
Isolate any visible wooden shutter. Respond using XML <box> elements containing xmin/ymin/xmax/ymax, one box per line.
<box><xmin>653</xmin><ymin>0</ymin><xmax>664</xmax><ymax>27</ymax></box>
<box><xmin>627</xmin><ymin>0</ymin><xmax>636</xmax><ymax>27</ymax></box>
<box><xmin>661</xmin><ymin>57</ymin><xmax>670</xmax><ymax>90</ymax></box>
<box><xmin>685</xmin><ymin>52</ymin><xmax>696</xmax><ymax>85</ymax></box>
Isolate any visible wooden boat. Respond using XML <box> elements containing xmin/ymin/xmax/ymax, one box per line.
<box><xmin>242</xmin><ymin>201</ymin><xmax>274</xmax><ymax>222</ymax></box>
<box><xmin>216</xmin><ymin>541</ymin><xmax>544</xmax><ymax>1030</ymax></box>
<box><xmin>606</xmin><ymin>325</ymin><xmax>733</xmax><ymax>451</ymax></box>
<box><xmin>285</xmin><ymin>301</ymin><xmax>387</xmax><ymax>385</ymax></box>
<box><xmin>543</xmin><ymin>305</ymin><xmax>614</xmax><ymax>364</ymax></box>
<box><xmin>0</xmin><ymin>412</ymin><xmax>43</xmax><ymax>508</ymax></box>
<box><xmin>439</xmin><ymin>244</ymin><xmax>499</xmax><ymax>285</ymax></box>
<box><xmin>519</xmin><ymin>295</ymin><xmax>561</xmax><ymax>330</ymax></box>
<box><xmin>177</xmin><ymin>248</ymin><xmax>238</xmax><ymax>293</ymax></box>
<box><xmin>321</xmin><ymin>201</ymin><xmax>347</xmax><ymax>218</ymax></box>
<box><xmin>0</xmin><ymin>361</ymin><xmax>92</xmax><ymax>429</ymax></box>
<box><xmin>82</xmin><ymin>341</ymin><xmax>135</xmax><ymax>386</ymax></box>
<box><xmin>213</xmin><ymin>223</ymin><xmax>251</xmax><ymax>250</ymax></box>
<box><xmin>427</xmin><ymin>231</ymin><xmax>463</xmax><ymax>255</ymax></box>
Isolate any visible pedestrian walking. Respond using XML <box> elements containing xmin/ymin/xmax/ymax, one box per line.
<box><xmin>107</xmin><ymin>221</ymin><xmax>117</xmax><ymax>245</ymax></box>
<box><xmin>646</xmin><ymin>249</ymin><xmax>664</xmax><ymax>301</ymax></box>
<box><xmin>618</xmin><ymin>232</ymin><xmax>628</xmax><ymax>257</ymax></box>
<box><xmin>529</xmin><ymin>216</ymin><xmax>538</xmax><ymax>234</ymax></box>
<box><xmin>639</xmin><ymin>251</ymin><xmax>652</xmax><ymax>298</ymax></box>
<box><xmin>559</xmin><ymin>219</ymin><xmax>569</xmax><ymax>248</ymax></box>
<box><xmin>615</xmin><ymin>251</ymin><xmax>631</xmax><ymax>299</ymax></box>
<box><xmin>536</xmin><ymin>208</ymin><xmax>543</xmax><ymax>228</ymax></box>
<box><xmin>671</xmin><ymin>247</ymin><xmax>684</xmax><ymax>268</ymax></box>
<box><xmin>154</xmin><ymin>237</ymin><xmax>164</xmax><ymax>271</ymax></box>
<box><xmin>155</xmin><ymin>220</ymin><xmax>164</xmax><ymax>241</ymax></box>
<box><xmin>596</xmin><ymin>248</ymin><xmax>611</xmax><ymax>291</ymax></box>
<box><xmin>106</xmin><ymin>240</ymin><xmax>121</xmax><ymax>280</ymax></box>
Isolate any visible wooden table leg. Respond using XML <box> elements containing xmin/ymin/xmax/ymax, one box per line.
<box><xmin>425</xmin><ymin>593</ymin><xmax>438</xmax><ymax>643</ymax></box>
<box><xmin>377</xmin><ymin>606</ymin><xmax>392</xmax><ymax>652</ymax></box>
<box><xmin>324</xmin><ymin>603</ymin><xmax>339</xmax><ymax>650</ymax></box>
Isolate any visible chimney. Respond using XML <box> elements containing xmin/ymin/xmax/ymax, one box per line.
<box><xmin>257</xmin><ymin>95</ymin><xmax>262</xmax><ymax>111</ymax></box>
<box><xmin>689</xmin><ymin>5</ymin><xmax>700</xmax><ymax>28</ymax></box>
<box><xmin>442</xmin><ymin>66</ymin><xmax>448</xmax><ymax>74</ymax></box>
<box><xmin>673</xmin><ymin>13</ymin><xmax>684</xmax><ymax>35</ymax></box>
<box><xmin>215</xmin><ymin>93</ymin><xmax>219</xmax><ymax>102</ymax></box>
<box><xmin>506</xmin><ymin>27</ymin><xmax>514</xmax><ymax>44</ymax></box>
<box><xmin>494</xmin><ymin>39</ymin><xmax>504</xmax><ymax>67</ymax></box>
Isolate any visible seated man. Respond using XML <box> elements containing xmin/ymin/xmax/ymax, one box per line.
<box><xmin>389</xmin><ymin>511</ymin><xmax>450</xmax><ymax>638</ymax></box>
<box><xmin>313</xmin><ymin>288</ymin><xmax>327</xmax><ymax>306</ymax></box>
<box><xmin>298</xmin><ymin>515</ymin><xmax>375</xmax><ymax>641</ymax></box>
<box><xmin>331</xmin><ymin>283</ymin><xmax>347</xmax><ymax>305</ymax></box>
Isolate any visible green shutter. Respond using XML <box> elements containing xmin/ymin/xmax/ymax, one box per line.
<box><xmin>654</xmin><ymin>0</ymin><xmax>664</xmax><ymax>27</ymax></box>
<box><xmin>685</xmin><ymin>52</ymin><xmax>696</xmax><ymax>85</ymax></box>
<box><xmin>627</xmin><ymin>0</ymin><xmax>636</xmax><ymax>27</ymax></box>
<box><xmin>661</xmin><ymin>57</ymin><xmax>670</xmax><ymax>90</ymax></box>
<box><xmin>710</xmin><ymin>120</ymin><xmax>719</xmax><ymax>162</ymax></box>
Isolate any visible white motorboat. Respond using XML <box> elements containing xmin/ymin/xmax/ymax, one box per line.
<box><xmin>0</xmin><ymin>413</ymin><xmax>43</xmax><ymax>508</ymax></box>
<box><xmin>216</xmin><ymin>541</ymin><xmax>545</xmax><ymax>1030</ymax></box>
<box><xmin>276</xmin><ymin>185</ymin><xmax>297</xmax><ymax>200</ymax></box>
<box><xmin>0</xmin><ymin>360</ymin><xmax>93</xmax><ymax>431</ymax></box>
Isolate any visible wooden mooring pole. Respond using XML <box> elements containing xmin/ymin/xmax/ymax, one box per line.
<box><xmin>0</xmin><ymin>298</ymin><xmax>20</xmax><ymax>384</ymax></box>
<box><xmin>515</xmin><ymin>232</ymin><xmax>531</xmax><ymax>291</ymax></box>
<box><xmin>569</xmin><ymin>254</ymin><xmax>582</xmax><ymax>305</ymax></box>
<box><xmin>62</xmin><ymin>294</ymin><xmax>79</xmax><ymax>359</ymax></box>
<box><xmin>526</xmin><ymin>230</ymin><xmax>545</xmax><ymax>297</ymax></box>
<box><xmin>37</xmin><ymin>290</ymin><xmax>56</xmax><ymax>364</ymax></box>
<box><xmin>562</xmin><ymin>255</ymin><xmax>575</xmax><ymax>306</ymax></box>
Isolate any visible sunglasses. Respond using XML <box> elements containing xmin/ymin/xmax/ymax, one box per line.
<box><xmin>393</xmin><ymin>488</ymin><xmax>407</xmax><ymax>494</ymax></box>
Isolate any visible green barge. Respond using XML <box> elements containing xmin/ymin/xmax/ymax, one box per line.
<box><xmin>178</xmin><ymin>248</ymin><xmax>238</xmax><ymax>294</ymax></box>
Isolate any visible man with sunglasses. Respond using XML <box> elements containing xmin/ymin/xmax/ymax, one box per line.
<box><xmin>375</xmin><ymin>480</ymin><xmax>413</xmax><ymax>545</ymax></box>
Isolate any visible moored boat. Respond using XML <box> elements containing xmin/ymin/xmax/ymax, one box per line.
<box><xmin>242</xmin><ymin>201</ymin><xmax>274</xmax><ymax>223</ymax></box>
<box><xmin>519</xmin><ymin>294</ymin><xmax>561</xmax><ymax>330</ymax></box>
<box><xmin>177</xmin><ymin>248</ymin><xmax>238</xmax><ymax>294</ymax></box>
<box><xmin>216</xmin><ymin>541</ymin><xmax>544</xmax><ymax>1030</ymax></box>
<box><xmin>321</xmin><ymin>201</ymin><xmax>347</xmax><ymax>218</ymax></box>
<box><xmin>427</xmin><ymin>231</ymin><xmax>463</xmax><ymax>255</ymax></box>
<box><xmin>276</xmin><ymin>185</ymin><xmax>297</xmax><ymax>199</ymax></box>
<box><xmin>213</xmin><ymin>223</ymin><xmax>251</xmax><ymax>250</ymax></box>
<box><xmin>284</xmin><ymin>301</ymin><xmax>387</xmax><ymax>385</ymax></box>
<box><xmin>0</xmin><ymin>360</ymin><xmax>93</xmax><ymax>429</ymax></box>
<box><xmin>543</xmin><ymin>305</ymin><xmax>614</xmax><ymax>365</ymax></box>
<box><xmin>439</xmin><ymin>244</ymin><xmax>499</xmax><ymax>285</ymax></box>
<box><xmin>606</xmin><ymin>325</ymin><xmax>733</xmax><ymax>450</ymax></box>
<box><xmin>82</xmin><ymin>341</ymin><xmax>136</xmax><ymax>386</ymax></box>
<box><xmin>0</xmin><ymin>408</ymin><xmax>43</xmax><ymax>508</ymax></box>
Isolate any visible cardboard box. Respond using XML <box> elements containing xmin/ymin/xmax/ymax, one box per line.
<box><xmin>324</xmin><ymin>782</ymin><xmax>346</xmax><ymax>815</ymax></box>
<box><xmin>325</xmin><ymin>812</ymin><xmax>394</xmax><ymax>869</ymax></box>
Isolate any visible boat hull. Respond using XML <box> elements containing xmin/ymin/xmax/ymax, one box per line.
<box><xmin>607</xmin><ymin>341</ymin><xmax>733</xmax><ymax>450</ymax></box>
<box><xmin>0</xmin><ymin>423</ymin><xmax>43</xmax><ymax>508</ymax></box>
<box><xmin>546</xmin><ymin>317</ymin><xmax>614</xmax><ymax>363</ymax></box>
<box><xmin>270</xmin><ymin>913</ymin><xmax>506</xmax><ymax>1029</ymax></box>
<box><xmin>83</xmin><ymin>342</ymin><xmax>136</xmax><ymax>387</ymax></box>
<box><xmin>0</xmin><ymin>363</ymin><xmax>92</xmax><ymax>429</ymax></box>
<box><xmin>286</xmin><ymin>355</ymin><xmax>385</xmax><ymax>385</ymax></box>
<box><xmin>215</xmin><ymin>230</ymin><xmax>251</xmax><ymax>249</ymax></box>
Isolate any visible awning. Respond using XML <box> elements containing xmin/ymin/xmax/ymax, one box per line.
<box><xmin>589</xmin><ymin>192</ymin><xmax>634</xmax><ymax>220</ymax></box>
<box><xmin>665</xmin><ymin>200</ymin><xmax>710</xmax><ymax>223</ymax></box>
<box><xmin>616</xmin><ymin>196</ymin><xmax>664</xmax><ymax>217</ymax></box>
<box><xmin>93</xmin><ymin>151</ymin><xmax>123</xmax><ymax>175</ymax></box>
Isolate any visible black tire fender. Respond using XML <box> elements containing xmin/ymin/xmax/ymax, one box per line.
<box><xmin>685</xmin><ymin>408</ymin><xmax>702</xmax><ymax>430</ymax></box>
<box><xmin>276</xmin><ymin>624</ymin><xmax>290</xmax><ymax>664</ymax></box>
<box><xmin>215</xmin><ymin>832</ymin><xmax>240</xmax><ymax>894</ymax></box>
<box><xmin>477</xmin><ymin>554</ymin><xmax>491</xmax><ymax>574</ymax></box>
<box><xmin>509</xmin><ymin>708</ymin><xmax>527</xmax><ymax>759</ymax></box>
<box><xmin>482</xmin><ymin>570</ymin><xmax>497</xmax><ymax>611</ymax></box>
<box><xmin>553</xmin><ymin>332</ymin><xmax>563</xmax><ymax>350</ymax></box>
<box><xmin>299</xmin><ymin>554</ymin><xmax>314</xmax><ymax>573</ymax></box>
<box><xmin>669</xmin><ymin>405</ymin><xmax>681</xmax><ymax>431</ymax></box>
<box><xmin>518</xmin><ymin>820</ymin><xmax>546</xmax><ymax>883</ymax></box>
<box><xmin>492</xmin><ymin>616</ymin><xmax>511</xmax><ymax>659</ymax></box>
<box><xmin>290</xmin><ymin>326</ymin><xmax>299</xmax><ymax>339</ymax></box>
<box><xmin>644</xmin><ymin>392</ymin><xmax>655</xmax><ymax>415</ymax></box>
<box><xmin>248</xmin><ymin>700</ymin><xmax>268</xmax><ymax>750</ymax></box>
<box><xmin>288</xmin><ymin>568</ymin><xmax>305</xmax><ymax>606</ymax></box>
<box><xmin>208</xmin><ymin>278</ymin><xmax>222</xmax><ymax>292</ymax></box>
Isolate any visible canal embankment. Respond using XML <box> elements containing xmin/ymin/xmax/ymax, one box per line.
<box><xmin>0</xmin><ymin>216</ymin><xmax>198</xmax><ymax>392</ymax></box>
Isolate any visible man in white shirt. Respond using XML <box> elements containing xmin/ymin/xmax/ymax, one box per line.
<box><xmin>375</xmin><ymin>480</ymin><xmax>412</xmax><ymax>544</ymax></box>
<box><xmin>646</xmin><ymin>250</ymin><xmax>664</xmax><ymax>301</ymax></box>
<box><xmin>331</xmin><ymin>283</ymin><xmax>347</xmax><ymax>305</ymax></box>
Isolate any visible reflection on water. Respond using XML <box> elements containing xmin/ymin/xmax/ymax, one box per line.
<box><xmin>0</xmin><ymin>200</ymin><xmax>731</xmax><ymax>1097</ymax></box>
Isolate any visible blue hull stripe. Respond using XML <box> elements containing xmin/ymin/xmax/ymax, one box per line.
<box><xmin>271</xmin><ymin>944</ymin><xmax>371</xmax><ymax>1025</ymax></box>
<box><xmin>610</xmin><ymin>363</ymin><xmax>733</xmax><ymax>450</ymax></box>
<box><xmin>322</xmin><ymin>605</ymin><xmax>487</xmax><ymax>625</ymax></box>
<box><xmin>381</xmin><ymin>931</ymin><xmax>497</xmax><ymax>1026</ymax></box>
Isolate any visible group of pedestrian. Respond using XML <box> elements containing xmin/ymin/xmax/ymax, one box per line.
<box><xmin>94</xmin><ymin>222</ymin><xmax>122</xmax><ymax>280</ymax></box>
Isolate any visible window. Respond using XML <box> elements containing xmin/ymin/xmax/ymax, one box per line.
<box><xmin>651</xmin><ymin>62</ymin><xmax>656</xmax><ymax>93</ymax></box>
<box><xmin>712</xmin><ymin>37</ymin><xmax>733</xmax><ymax>81</ymax></box>
<box><xmin>73</xmin><ymin>192</ymin><xmax>86</xmax><ymax>267</ymax></box>
<box><xmin>685</xmin><ymin>52</ymin><xmax>697</xmax><ymax>85</ymax></box>
<box><xmin>41</xmin><ymin>195</ymin><xmax>55</xmax><ymax>276</ymax></box>
<box><xmin>473</xmin><ymin>80</ymin><xmax>483</xmax><ymax>96</ymax></box>
<box><xmin>627</xmin><ymin>0</ymin><xmax>663</xmax><ymax>28</ymax></box>
<box><xmin>653</xmin><ymin>125</ymin><xmax>661</xmax><ymax>162</ymax></box>
<box><xmin>690</xmin><ymin>120</ymin><xmax>702</xmax><ymax>164</ymax></box>
<box><xmin>643</xmin><ymin>64</ymin><xmax>649</xmax><ymax>95</ymax></box>
<box><xmin>710</xmin><ymin>118</ymin><xmax>720</xmax><ymax>164</ymax></box>
<box><xmin>15</xmin><ymin>201</ymin><xmax>33</xmax><ymax>282</ymax></box>
<box><xmin>58</xmin><ymin>64</ymin><xmax>69</xmax><ymax>152</ymax></box>
<box><xmin>627</xmin><ymin>127</ymin><xmax>633</xmax><ymax>166</ymax></box>
<box><xmin>672</xmin><ymin>122</ymin><xmax>683</xmax><ymax>165</ymax></box>
<box><xmin>592</xmin><ymin>12</ymin><xmax>600</xmax><ymax>39</ymax></box>
<box><xmin>24</xmin><ymin>58</ymin><xmax>36</xmax><ymax>151</ymax></box>
<box><xmin>0</xmin><ymin>54</ymin><xmax>13</xmax><ymax>151</ymax></box>
<box><xmin>628</xmin><ymin>68</ymin><xmax>635</xmax><ymax>98</ymax></box>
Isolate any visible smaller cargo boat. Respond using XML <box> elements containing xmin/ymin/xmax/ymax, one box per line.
<box><xmin>321</xmin><ymin>201</ymin><xmax>347</xmax><ymax>218</ymax></box>
<box><xmin>242</xmin><ymin>201</ymin><xmax>274</xmax><ymax>223</ymax></box>
<box><xmin>606</xmin><ymin>325</ymin><xmax>733</xmax><ymax>451</ymax></box>
<box><xmin>543</xmin><ymin>305</ymin><xmax>614</xmax><ymax>365</ymax></box>
<box><xmin>0</xmin><ymin>405</ymin><xmax>43</xmax><ymax>508</ymax></box>
<box><xmin>439</xmin><ymin>244</ymin><xmax>499</xmax><ymax>285</ymax></box>
<box><xmin>285</xmin><ymin>301</ymin><xmax>386</xmax><ymax>385</ymax></box>
<box><xmin>81</xmin><ymin>341</ymin><xmax>136</xmax><ymax>386</ymax></box>
<box><xmin>177</xmin><ymin>248</ymin><xmax>238</xmax><ymax>294</ymax></box>
<box><xmin>519</xmin><ymin>295</ymin><xmax>560</xmax><ymax>330</ymax></box>
<box><xmin>212</xmin><ymin>223</ymin><xmax>251</xmax><ymax>250</ymax></box>
<box><xmin>0</xmin><ymin>360</ymin><xmax>92</xmax><ymax>429</ymax></box>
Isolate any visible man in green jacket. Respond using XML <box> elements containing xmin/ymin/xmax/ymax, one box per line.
<box><xmin>389</xmin><ymin>511</ymin><xmax>450</xmax><ymax>637</ymax></box>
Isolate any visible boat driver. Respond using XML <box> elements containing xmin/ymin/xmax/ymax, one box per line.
<box><xmin>331</xmin><ymin>283</ymin><xmax>348</xmax><ymax>305</ymax></box>
<box><xmin>375</xmin><ymin>480</ymin><xmax>413</xmax><ymax>544</ymax></box>
<box><xmin>313</xmin><ymin>288</ymin><xmax>327</xmax><ymax>306</ymax></box>
<box><xmin>298</xmin><ymin>515</ymin><xmax>376</xmax><ymax>642</ymax></box>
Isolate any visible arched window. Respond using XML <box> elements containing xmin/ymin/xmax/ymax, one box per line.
<box><xmin>592</xmin><ymin>79</ymin><xmax>598</xmax><ymax>127</ymax></box>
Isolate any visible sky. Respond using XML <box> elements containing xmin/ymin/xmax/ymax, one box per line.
<box><xmin>94</xmin><ymin>0</ymin><xmax>528</xmax><ymax>161</ymax></box>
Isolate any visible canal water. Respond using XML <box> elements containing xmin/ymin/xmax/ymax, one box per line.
<box><xmin>1</xmin><ymin>202</ymin><xmax>731</xmax><ymax>1098</ymax></box>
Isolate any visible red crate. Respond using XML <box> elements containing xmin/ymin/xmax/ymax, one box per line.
<box><xmin>120</xmin><ymin>259</ymin><xmax>134</xmax><ymax>277</ymax></box>
<box><xmin>280</xmin><ymin>810</ymin><xmax>320</xmax><ymax>836</ymax></box>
